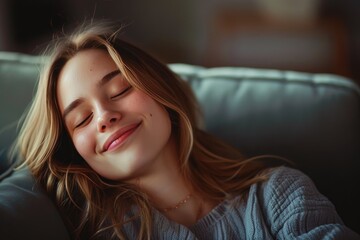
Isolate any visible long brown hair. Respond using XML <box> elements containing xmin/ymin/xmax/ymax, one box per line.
<box><xmin>16</xmin><ymin>20</ymin><xmax>280</xmax><ymax>239</ymax></box>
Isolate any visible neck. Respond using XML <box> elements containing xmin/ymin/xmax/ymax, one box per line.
<box><xmin>133</xmin><ymin>137</ymin><xmax>206</xmax><ymax>226</ymax></box>
<box><xmin>137</xmin><ymin>139</ymin><xmax>191</xmax><ymax>210</ymax></box>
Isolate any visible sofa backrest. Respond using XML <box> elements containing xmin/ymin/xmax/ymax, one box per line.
<box><xmin>170</xmin><ymin>63</ymin><xmax>360</xmax><ymax>232</ymax></box>
<box><xmin>0</xmin><ymin>53</ymin><xmax>42</xmax><ymax>178</ymax></box>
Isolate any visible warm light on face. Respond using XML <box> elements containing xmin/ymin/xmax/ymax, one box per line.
<box><xmin>56</xmin><ymin>49</ymin><xmax>173</xmax><ymax>181</ymax></box>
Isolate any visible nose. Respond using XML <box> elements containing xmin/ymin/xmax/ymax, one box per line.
<box><xmin>97</xmin><ymin>110</ymin><xmax>122</xmax><ymax>132</ymax></box>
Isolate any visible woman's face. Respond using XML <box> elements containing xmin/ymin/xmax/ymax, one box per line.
<box><xmin>56</xmin><ymin>49</ymin><xmax>172</xmax><ymax>181</ymax></box>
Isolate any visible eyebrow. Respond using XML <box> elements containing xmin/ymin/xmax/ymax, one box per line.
<box><xmin>62</xmin><ymin>98</ymin><xmax>84</xmax><ymax>119</ymax></box>
<box><xmin>62</xmin><ymin>69</ymin><xmax>121</xmax><ymax>119</ymax></box>
<box><xmin>97</xmin><ymin>69</ymin><xmax>121</xmax><ymax>87</ymax></box>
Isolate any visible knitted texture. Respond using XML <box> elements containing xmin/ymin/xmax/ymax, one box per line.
<box><xmin>123</xmin><ymin>167</ymin><xmax>360</xmax><ymax>239</ymax></box>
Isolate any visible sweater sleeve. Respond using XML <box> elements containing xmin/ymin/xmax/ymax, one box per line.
<box><xmin>259</xmin><ymin>166</ymin><xmax>360</xmax><ymax>240</ymax></box>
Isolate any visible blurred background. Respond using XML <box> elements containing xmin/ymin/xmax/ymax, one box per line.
<box><xmin>0</xmin><ymin>0</ymin><xmax>359</xmax><ymax>83</ymax></box>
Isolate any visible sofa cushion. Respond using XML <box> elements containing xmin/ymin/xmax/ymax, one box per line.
<box><xmin>0</xmin><ymin>167</ymin><xmax>70</xmax><ymax>240</ymax></box>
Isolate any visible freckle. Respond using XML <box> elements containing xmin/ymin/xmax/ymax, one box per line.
<box><xmin>89</xmin><ymin>68</ymin><xmax>93</xmax><ymax>72</ymax></box>
<box><xmin>150</xmin><ymin>113</ymin><xmax>153</xmax><ymax>117</ymax></box>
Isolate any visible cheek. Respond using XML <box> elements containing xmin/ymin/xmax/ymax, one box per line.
<box><xmin>157</xmin><ymin>108</ymin><xmax>172</xmax><ymax>137</ymax></box>
<box><xmin>145</xmin><ymin>99</ymin><xmax>172</xmax><ymax>137</ymax></box>
<box><xmin>129</xmin><ymin>92</ymin><xmax>172</xmax><ymax>135</ymax></box>
<box><xmin>130</xmin><ymin>91</ymin><xmax>161</xmax><ymax>114</ymax></box>
<box><xmin>72</xmin><ymin>131</ymin><xmax>95</xmax><ymax>161</ymax></box>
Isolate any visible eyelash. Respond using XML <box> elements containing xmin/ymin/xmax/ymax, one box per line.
<box><xmin>111</xmin><ymin>86</ymin><xmax>132</xmax><ymax>99</ymax></box>
<box><xmin>74</xmin><ymin>86</ymin><xmax>132</xmax><ymax>129</ymax></box>
<box><xmin>75</xmin><ymin>113</ymin><xmax>93</xmax><ymax>128</ymax></box>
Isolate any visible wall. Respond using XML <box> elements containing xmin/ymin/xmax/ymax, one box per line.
<box><xmin>1</xmin><ymin>0</ymin><xmax>360</xmax><ymax>82</ymax></box>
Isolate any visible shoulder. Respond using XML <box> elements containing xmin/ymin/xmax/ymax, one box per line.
<box><xmin>260</xmin><ymin>166</ymin><xmax>319</xmax><ymax>200</ymax></box>
<box><xmin>254</xmin><ymin>166</ymin><xmax>360</xmax><ymax>239</ymax></box>
<box><xmin>256</xmin><ymin>166</ymin><xmax>333</xmax><ymax>227</ymax></box>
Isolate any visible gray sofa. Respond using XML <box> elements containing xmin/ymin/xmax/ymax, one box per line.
<box><xmin>0</xmin><ymin>52</ymin><xmax>359</xmax><ymax>238</ymax></box>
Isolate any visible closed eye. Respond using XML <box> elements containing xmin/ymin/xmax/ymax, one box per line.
<box><xmin>75</xmin><ymin>113</ymin><xmax>93</xmax><ymax>128</ymax></box>
<box><xmin>111</xmin><ymin>86</ymin><xmax>132</xmax><ymax>99</ymax></box>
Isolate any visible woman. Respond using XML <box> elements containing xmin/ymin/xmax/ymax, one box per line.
<box><xmin>16</xmin><ymin>21</ymin><xmax>359</xmax><ymax>239</ymax></box>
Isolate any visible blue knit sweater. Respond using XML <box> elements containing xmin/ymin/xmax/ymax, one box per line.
<box><xmin>123</xmin><ymin>166</ymin><xmax>360</xmax><ymax>239</ymax></box>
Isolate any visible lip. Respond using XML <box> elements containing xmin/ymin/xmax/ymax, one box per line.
<box><xmin>102</xmin><ymin>121</ymin><xmax>142</xmax><ymax>152</ymax></box>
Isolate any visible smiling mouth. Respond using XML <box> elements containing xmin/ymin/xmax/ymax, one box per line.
<box><xmin>103</xmin><ymin>122</ymin><xmax>141</xmax><ymax>152</ymax></box>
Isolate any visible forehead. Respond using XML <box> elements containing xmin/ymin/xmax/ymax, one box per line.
<box><xmin>56</xmin><ymin>49</ymin><xmax>118</xmax><ymax>111</ymax></box>
<box><xmin>60</xmin><ymin>49</ymin><xmax>116</xmax><ymax>80</ymax></box>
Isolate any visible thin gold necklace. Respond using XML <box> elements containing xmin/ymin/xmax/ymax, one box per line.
<box><xmin>162</xmin><ymin>193</ymin><xmax>192</xmax><ymax>213</ymax></box>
